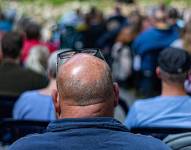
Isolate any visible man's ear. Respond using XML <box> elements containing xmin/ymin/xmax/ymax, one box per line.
<box><xmin>156</xmin><ymin>67</ymin><xmax>161</xmax><ymax>79</ymax></box>
<box><xmin>52</xmin><ymin>89</ymin><xmax>61</xmax><ymax>119</ymax></box>
<box><xmin>113</xmin><ymin>82</ymin><xmax>119</xmax><ymax>107</ymax></box>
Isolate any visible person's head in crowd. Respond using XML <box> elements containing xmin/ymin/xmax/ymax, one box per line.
<box><xmin>0</xmin><ymin>10</ymin><xmax>5</xmax><ymax>20</ymax></box>
<box><xmin>128</xmin><ymin>10</ymin><xmax>142</xmax><ymax>30</ymax></box>
<box><xmin>85</xmin><ymin>6</ymin><xmax>97</xmax><ymax>25</ymax></box>
<box><xmin>86</xmin><ymin>6</ymin><xmax>104</xmax><ymax>26</ymax></box>
<box><xmin>24</xmin><ymin>45</ymin><xmax>49</xmax><ymax>75</ymax></box>
<box><xmin>159</xmin><ymin>3</ymin><xmax>167</xmax><ymax>12</ymax></box>
<box><xmin>24</xmin><ymin>21</ymin><xmax>41</xmax><ymax>40</ymax></box>
<box><xmin>114</xmin><ymin>5</ymin><xmax>123</xmax><ymax>16</ymax></box>
<box><xmin>1</xmin><ymin>31</ymin><xmax>23</xmax><ymax>60</ymax></box>
<box><xmin>167</xmin><ymin>7</ymin><xmax>180</xmax><ymax>26</ymax></box>
<box><xmin>89</xmin><ymin>6</ymin><xmax>97</xmax><ymax>16</ymax></box>
<box><xmin>157</xmin><ymin>47</ymin><xmax>191</xmax><ymax>92</ymax></box>
<box><xmin>182</xmin><ymin>21</ymin><xmax>191</xmax><ymax>54</ymax></box>
<box><xmin>152</xmin><ymin>8</ymin><xmax>168</xmax><ymax>28</ymax></box>
<box><xmin>76</xmin><ymin>8</ymin><xmax>82</xmax><ymax>16</ymax></box>
<box><xmin>153</xmin><ymin>8</ymin><xmax>167</xmax><ymax>22</ymax></box>
<box><xmin>37</xmin><ymin>50</ymin><xmax>57</xmax><ymax>94</ymax></box>
<box><xmin>53</xmin><ymin>53</ymin><xmax>119</xmax><ymax>119</ymax></box>
<box><xmin>116</xmin><ymin>24</ymin><xmax>139</xmax><ymax>44</ymax></box>
<box><xmin>15</xmin><ymin>17</ymin><xmax>32</xmax><ymax>35</ymax></box>
<box><xmin>141</xmin><ymin>15</ymin><xmax>152</xmax><ymax>31</ymax></box>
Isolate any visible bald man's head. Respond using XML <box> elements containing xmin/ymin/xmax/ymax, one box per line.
<box><xmin>57</xmin><ymin>54</ymin><xmax>115</xmax><ymax>106</ymax></box>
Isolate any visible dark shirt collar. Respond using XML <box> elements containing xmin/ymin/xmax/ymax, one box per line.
<box><xmin>1</xmin><ymin>59</ymin><xmax>20</xmax><ymax>66</ymax></box>
<box><xmin>47</xmin><ymin>117</ymin><xmax>129</xmax><ymax>132</ymax></box>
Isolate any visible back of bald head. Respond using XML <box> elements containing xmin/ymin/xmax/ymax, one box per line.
<box><xmin>57</xmin><ymin>54</ymin><xmax>114</xmax><ymax>106</ymax></box>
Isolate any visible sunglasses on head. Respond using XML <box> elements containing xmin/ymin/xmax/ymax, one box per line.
<box><xmin>57</xmin><ymin>48</ymin><xmax>105</xmax><ymax>72</ymax></box>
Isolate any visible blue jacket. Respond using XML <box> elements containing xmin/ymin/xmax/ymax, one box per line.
<box><xmin>133</xmin><ymin>26</ymin><xmax>179</xmax><ymax>72</ymax></box>
<box><xmin>9</xmin><ymin>117</ymin><xmax>170</xmax><ymax>150</ymax></box>
<box><xmin>0</xmin><ymin>20</ymin><xmax>12</xmax><ymax>32</ymax></box>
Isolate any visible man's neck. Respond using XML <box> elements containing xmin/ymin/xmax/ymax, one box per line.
<box><xmin>155</xmin><ymin>22</ymin><xmax>169</xmax><ymax>30</ymax></box>
<box><xmin>59</xmin><ymin>101</ymin><xmax>114</xmax><ymax>119</ymax></box>
<box><xmin>39</xmin><ymin>79</ymin><xmax>56</xmax><ymax>96</ymax></box>
<box><xmin>161</xmin><ymin>82</ymin><xmax>187</xmax><ymax>96</ymax></box>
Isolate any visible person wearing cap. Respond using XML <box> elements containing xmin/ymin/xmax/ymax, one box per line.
<box><xmin>125</xmin><ymin>47</ymin><xmax>191</xmax><ymax>129</ymax></box>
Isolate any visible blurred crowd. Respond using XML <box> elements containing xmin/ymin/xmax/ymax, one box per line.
<box><xmin>0</xmin><ymin>2</ymin><xmax>191</xmax><ymax>121</ymax></box>
<box><xmin>1</xmin><ymin>2</ymin><xmax>191</xmax><ymax>149</ymax></box>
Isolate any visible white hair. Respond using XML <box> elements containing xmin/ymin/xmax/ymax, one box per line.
<box><xmin>47</xmin><ymin>51</ymin><xmax>58</xmax><ymax>78</ymax></box>
<box><xmin>25</xmin><ymin>45</ymin><xmax>49</xmax><ymax>75</ymax></box>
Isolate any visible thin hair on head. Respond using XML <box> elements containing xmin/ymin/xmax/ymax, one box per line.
<box><xmin>57</xmin><ymin>60</ymin><xmax>114</xmax><ymax>106</ymax></box>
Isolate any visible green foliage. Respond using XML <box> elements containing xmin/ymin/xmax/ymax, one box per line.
<box><xmin>18</xmin><ymin>0</ymin><xmax>114</xmax><ymax>6</ymax></box>
<box><xmin>18</xmin><ymin>0</ymin><xmax>72</xmax><ymax>5</ymax></box>
<box><xmin>163</xmin><ymin>0</ymin><xmax>172</xmax><ymax>5</ymax></box>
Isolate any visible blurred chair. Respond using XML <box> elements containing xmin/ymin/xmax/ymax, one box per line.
<box><xmin>0</xmin><ymin>95</ymin><xmax>19</xmax><ymax>119</ymax></box>
<box><xmin>0</xmin><ymin>119</ymin><xmax>49</xmax><ymax>145</ymax></box>
<box><xmin>118</xmin><ymin>98</ymin><xmax>129</xmax><ymax>115</ymax></box>
<box><xmin>164</xmin><ymin>132</ymin><xmax>191</xmax><ymax>150</ymax></box>
<box><xmin>114</xmin><ymin>98</ymin><xmax>129</xmax><ymax>122</ymax></box>
<box><xmin>130</xmin><ymin>127</ymin><xmax>191</xmax><ymax>140</ymax></box>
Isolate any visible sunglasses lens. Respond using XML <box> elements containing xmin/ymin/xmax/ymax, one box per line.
<box><xmin>97</xmin><ymin>50</ymin><xmax>105</xmax><ymax>60</ymax></box>
<box><xmin>57</xmin><ymin>49</ymin><xmax>105</xmax><ymax>73</ymax></box>
<box><xmin>59</xmin><ymin>51</ymin><xmax>76</xmax><ymax>59</ymax></box>
<box><xmin>83</xmin><ymin>49</ymin><xmax>97</xmax><ymax>56</ymax></box>
<box><xmin>83</xmin><ymin>49</ymin><xmax>105</xmax><ymax>60</ymax></box>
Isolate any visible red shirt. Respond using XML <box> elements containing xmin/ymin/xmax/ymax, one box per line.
<box><xmin>21</xmin><ymin>39</ymin><xmax>57</xmax><ymax>63</ymax></box>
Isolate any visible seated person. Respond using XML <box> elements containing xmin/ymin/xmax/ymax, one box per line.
<box><xmin>0</xmin><ymin>31</ymin><xmax>48</xmax><ymax>96</ymax></box>
<box><xmin>13</xmin><ymin>51</ymin><xmax>57</xmax><ymax>121</ymax></box>
<box><xmin>9</xmin><ymin>51</ymin><xmax>170</xmax><ymax>150</ymax></box>
<box><xmin>125</xmin><ymin>47</ymin><xmax>191</xmax><ymax>129</ymax></box>
<box><xmin>133</xmin><ymin>8</ymin><xmax>179</xmax><ymax>97</ymax></box>
<box><xmin>0</xmin><ymin>11</ymin><xmax>12</xmax><ymax>32</ymax></box>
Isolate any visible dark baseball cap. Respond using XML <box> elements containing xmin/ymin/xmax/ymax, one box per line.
<box><xmin>158</xmin><ymin>47</ymin><xmax>191</xmax><ymax>74</ymax></box>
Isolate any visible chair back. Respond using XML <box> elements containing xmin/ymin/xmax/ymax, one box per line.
<box><xmin>164</xmin><ymin>132</ymin><xmax>191</xmax><ymax>150</ymax></box>
<box><xmin>0</xmin><ymin>119</ymin><xmax>49</xmax><ymax>145</ymax></box>
<box><xmin>0</xmin><ymin>95</ymin><xmax>19</xmax><ymax>119</ymax></box>
<box><xmin>130</xmin><ymin>127</ymin><xmax>191</xmax><ymax>140</ymax></box>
